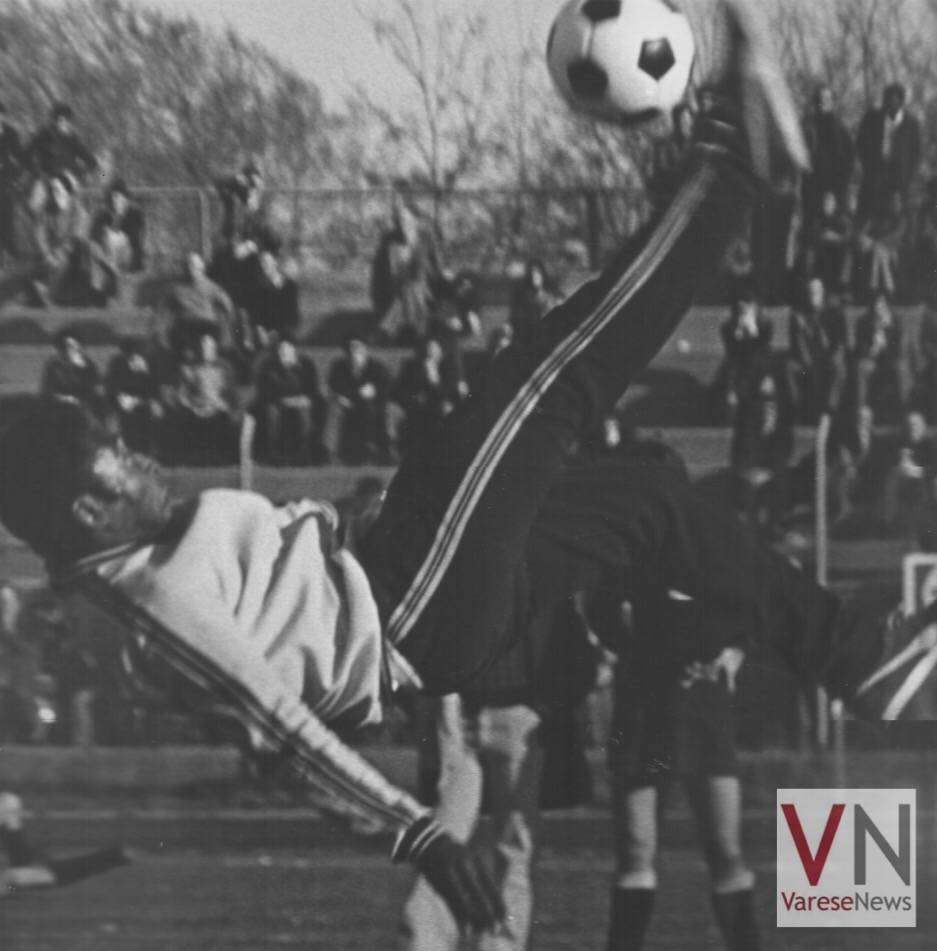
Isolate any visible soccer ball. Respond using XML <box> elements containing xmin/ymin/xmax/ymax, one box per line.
<box><xmin>547</xmin><ymin>0</ymin><xmax>695</xmax><ymax>124</ymax></box>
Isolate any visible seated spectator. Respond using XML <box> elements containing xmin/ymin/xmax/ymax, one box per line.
<box><xmin>853</xmin><ymin>292</ymin><xmax>913</xmax><ymax>413</ymax></box>
<box><xmin>826</xmin><ymin>405</ymin><xmax>877</xmax><ymax>524</ymax></box>
<box><xmin>30</xmin><ymin>174</ymin><xmax>93</xmax><ymax>306</ymax></box>
<box><xmin>806</xmin><ymin>191</ymin><xmax>852</xmax><ymax>295</ymax></box>
<box><xmin>392</xmin><ymin>335</ymin><xmax>466</xmax><ymax>455</ymax></box>
<box><xmin>430</xmin><ymin>269</ymin><xmax>483</xmax><ymax>341</ymax></box>
<box><xmin>106</xmin><ymin>340</ymin><xmax>164</xmax><ymax>457</ymax></box>
<box><xmin>253</xmin><ymin>336</ymin><xmax>324</xmax><ymax>465</ymax></box>
<box><xmin>40</xmin><ymin>330</ymin><xmax>105</xmax><ymax>417</ymax></box>
<box><xmin>162</xmin><ymin>252</ymin><xmax>236</xmax><ymax>358</ymax></box>
<box><xmin>712</xmin><ymin>285</ymin><xmax>773</xmax><ymax>421</ymax></box>
<box><xmin>785</xmin><ymin>275</ymin><xmax>848</xmax><ymax>421</ymax></box>
<box><xmin>371</xmin><ymin>200</ymin><xmax>439</xmax><ymax>344</ymax></box>
<box><xmin>509</xmin><ymin>260</ymin><xmax>558</xmax><ymax>350</ymax></box>
<box><xmin>244</xmin><ymin>250</ymin><xmax>300</xmax><ymax>347</ymax></box>
<box><xmin>88</xmin><ymin>179</ymin><xmax>145</xmax><ymax>303</ymax></box>
<box><xmin>325</xmin><ymin>333</ymin><xmax>393</xmax><ymax>464</ymax></box>
<box><xmin>168</xmin><ymin>332</ymin><xmax>240</xmax><ymax>465</ymax></box>
<box><xmin>25</xmin><ymin>102</ymin><xmax>97</xmax><ymax>219</ymax></box>
<box><xmin>730</xmin><ymin>370</ymin><xmax>795</xmax><ymax>532</ymax></box>
<box><xmin>882</xmin><ymin>410</ymin><xmax>936</xmax><ymax>531</ymax></box>
<box><xmin>857</xmin><ymin>190</ymin><xmax>907</xmax><ymax>300</ymax></box>
<box><xmin>912</xmin><ymin>287</ymin><xmax>937</xmax><ymax>419</ymax></box>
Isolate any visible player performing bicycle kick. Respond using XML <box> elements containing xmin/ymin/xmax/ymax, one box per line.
<box><xmin>1</xmin><ymin>0</ymin><xmax>935</xmax><ymax>935</ymax></box>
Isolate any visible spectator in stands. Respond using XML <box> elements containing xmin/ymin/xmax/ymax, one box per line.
<box><xmin>913</xmin><ymin>286</ymin><xmax>937</xmax><ymax>420</ymax></box>
<box><xmin>244</xmin><ymin>250</ymin><xmax>300</xmax><ymax>347</ymax></box>
<box><xmin>0</xmin><ymin>100</ymin><xmax>25</xmax><ymax>265</ymax></box>
<box><xmin>730</xmin><ymin>370</ymin><xmax>794</xmax><ymax>532</ymax></box>
<box><xmin>509</xmin><ymin>259</ymin><xmax>559</xmax><ymax>351</ymax></box>
<box><xmin>0</xmin><ymin>583</ymin><xmax>40</xmax><ymax>744</ymax></box>
<box><xmin>393</xmin><ymin>334</ymin><xmax>466</xmax><ymax>455</ymax></box>
<box><xmin>88</xmin><ymin>179</ymin><xmax>145</xmax><ymax>303</ymax></box>
<box><xmin>712</xmin><ymin>285</ymin><xmax>773</xmax><ymax>421</ymax></box>
<box><xmin>211</xmin><ymin>162</ymin><xmax>279</xmax><ymax>319</ymax></box>
<box><xmin>430</xmin><ymin>269</ymin><xmax>483</xmax><ymax>341</ymax></box>
<box><xmin>26</xmin><ymin>103</ymin><xmax>97</xmax><ymax>218</ymax></box>
<box><xmin>806</xmin><ymin>191</ymin><xmax>852</xmax><ymax>295</ymax></box>
<box><xmin>802</xmin><ymin>85</ymin><xmax>855</xmax><ymax>224</ymax></box>
<box><xmin>169</xmin><ymin>331</ymin><xmax>240</xmax><ymax>465</ymax></box>
<box><xmin>857</xmin><ymin>190</ymin><xmax>907</xmax><ymax>300</ymax></box>
<box><xmin>827</xmin><ymin>405</ymin><xmax>878</xmax><ymax>525</ymax></box>
<box><xmin>882</xmin><ymin>409</ymin><xmax>936</xmax><ymax>531</ymax></box>
<box><xmin>857</xmin><ymin>83</ymin><xmax>922</xmax><ymax>218</ymax></box>
<box><xmin>162</xmin><ymin>251</ymin><xmax>236</xmax><ymax>358</ymax></box>
<box><xmin>914</xmin><ymin>178</ymin><xmax>937</xmax><ymax>295</ymax></box>
<box><xmin>106</xmin><ymin>339</ymin><xmax>164</xmax><ymax>457</ymax></box>
<box><xmin>854</xmin><ymin>291</ymin><xmax>913</xmax><ymax>413</ymax></box>
<box><xmin>40</xmin><ymin>330</ymin><xmax>105</xmax><ymax>416</ymax></box>
<box><xmin>30</xmin><ymin>173</ymin><xmax>94</xmax><ymax>306</ymax></box>
<box><xmin>325</xmin><ymin>332</ymin><xmax>393</xmax><ymax>464</ymax></box>
<box><xmin>487</xmin><ymin>323</ymin><xmax>514</xmax><ymax>362</ymax></box>
<box><xmin>785</xmin><ymin>275</ymin><xmax>849</xmax><ymax>422</ymax></box>
<box><xmin>371</xmin><ymin>200</ymin><xmax>439</xmax><ymax>344</ymax></box>
<box><xmin>253</xmin><ymin>336</ymin><xmax>324</xmax><ymax>465</ymax></box>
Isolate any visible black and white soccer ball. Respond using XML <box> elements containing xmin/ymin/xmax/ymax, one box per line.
<box><xmin>547</xmin><ymin>0</ymin><xmax>695</xmax><ymax>124</ymax></box>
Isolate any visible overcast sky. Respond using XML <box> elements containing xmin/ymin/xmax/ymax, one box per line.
<box><xmin>112</xmin><ymin>0</ymin><xmax>555</xmax><ymax>110</ymax></box>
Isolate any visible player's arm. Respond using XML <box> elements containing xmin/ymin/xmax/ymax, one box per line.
<box><xmin>71</xmin><ymin>572</ymin><xmax>504</xmax><ymax>934</ymax></box>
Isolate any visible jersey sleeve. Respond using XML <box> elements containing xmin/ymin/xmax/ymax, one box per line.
<box><xmin>73</xmin><ymin>572</ymin><xmax>427</xmax><ymax>839</ymax></box>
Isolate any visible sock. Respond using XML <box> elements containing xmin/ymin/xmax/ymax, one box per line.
<box><xmin>47</xmin><ymin>846</ymin><xmax>130</xmax><ymax>886</ymax></box>
<box><xmin>711</xmin><ymin>889</ymin><xmax>762</xmax><ymax>951</ymax></box>
<box><xmin>1</xmin><ymin>827</ymin><xmax>39</xmax><ymax>867</ymax></box>
<box><xmin>607</xmin><ymin>887</ymin><xmax>656</xmax><ymax>951</ymax></box>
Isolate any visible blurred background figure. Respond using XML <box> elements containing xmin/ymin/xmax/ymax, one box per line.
<box><xmin>0</xmin><ymin>583</ymin><xmax>41</xmax><ymax>745</ymax></box>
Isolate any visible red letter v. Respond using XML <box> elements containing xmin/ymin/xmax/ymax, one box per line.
<box><xmin>781</xmin><ymin>803</ymin><xmax>846</xmax><ymax>886</ymax></box>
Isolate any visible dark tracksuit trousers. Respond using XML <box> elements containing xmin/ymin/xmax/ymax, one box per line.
<box><xmin>359</xmin><ymin>152</ymin><xmax>867</xmax><ymax>702</ymax></box>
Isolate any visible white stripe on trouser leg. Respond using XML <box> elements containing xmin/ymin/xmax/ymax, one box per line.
<box><xmin>386</xmin><ymin>166</ymin><xmax>716</xmax><ymax>647</ymax></box>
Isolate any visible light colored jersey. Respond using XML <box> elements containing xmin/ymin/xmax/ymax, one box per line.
<box><xmin>66</xmin><ymin>489</ymin><xmax>426</xmax><ymax>837</ymax></box>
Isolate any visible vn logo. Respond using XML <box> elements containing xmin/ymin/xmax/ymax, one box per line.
<box><xmin>776</xmin><ymin>789</ymin><xmax>916</xmax><ymax>928</ymax></box>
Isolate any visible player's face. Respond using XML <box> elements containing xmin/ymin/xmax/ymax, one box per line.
<box><xmin>77</xmin><ymin>439</ymin><xmax>173</xmax><ymax>548</ymax></box>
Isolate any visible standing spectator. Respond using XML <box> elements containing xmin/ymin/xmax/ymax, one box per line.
<box><xmin>30</xmin><ymin>174</ymin><xmax>92</xmax><ymax>306</ymax></box>
<box><xmin>806</xmin><ymin>191</ymin><xmax>852</xmax><ymax>294</ymax></box>
<box><xmin>712</xmin><ymin>286</ymin><xmax>774</xmax><ymax>421</ymax></box>
<box><xmin>0</xmin><ymin>583</ymin><xmax>40</xmax><ymax>744</ymax></box>
<box><xmin>88</xmin><ymin>179</ymin><xmax>145</xmax><ymax>303</ymax></box>
<box><xmin>509</xmin><ymin>260</ymin><xmax>559</xmax><ymax>351</ymax></box>
<box><xmin>853</xmin><ymin>292</ymin><xmax>913</xmax><ymax>413</ymax></box>
<box><xmin>856</xmin><ymin>83</ymin><xmax>922</xmax><ymax>218</ymax></box>
<box><xmin>26</xmin><ymin>102</ymin><xmax>97</xmax><ymax>217</ymax></box>
<box><xmin>162</xmin><ymin>252</ymin><xmax>237</xmax><ymax>358</ymax></box>
<box><xmin>857</xmin><ymin>190</ymin><xmax>908</xmax><ymax>300</ymax></box>
<box><xmin>253</xmin><ymin>336</ymin><xmax>324</xmax><ymax>465</ymax></box>
<box><xmin>371</xmin><ymin>201</ymin><xmax>439</xmax><ymax>344</ymax></box>
<box><xmin>40</xmin><ymin>330</ymin><xmax>105</xmax><ymax>416</ymax></box>
<box><xmin>0</xmin><ymin>100</ymin><xmax>25</xmax><ymax>265</ymax></box>
<box><xmin>801</xmin><ymin>85</ymin><xmax>855</xmax><ymax>223</ymax></box>
<box><xmin>106</xmin><ymin>340</ymin><xmax>164</xmax><ymax>457</ymax></box>
<box><xmin>882</xmin><ymin>410</ymin><xmax>936</xmax><ymax>531</ymax></box>
<box><xmin>827</xmin><ymin>405</ymin><xmax>878</xmax><ymax>525</ymax></box>
<box><xmin>730</xmin><ymin>371</ymin><xmax>795</xmax><ymax>532</ymax></box>
<box><xmin>244</xmin><ymin>250</ymin><xmax>300</xmax><ymax>346</ymax></box>
<box><xmin>326</xmin><ymin>333</ymin><xmax>394</xmax><ymax>464</ymax></box>
<box><xmin>785</xmin><ymin>275</ymin><xmax>849</xmax><ymax>421</ymax></box>
<box><xmin>393</xmin><ymin>335</ymin><xmax>466</xmax><ymax>455</ymax></box>
<box><xmin>169</xmin><ymin>332</ymin><xmax>240</xmax><ymax>465</ymax></box>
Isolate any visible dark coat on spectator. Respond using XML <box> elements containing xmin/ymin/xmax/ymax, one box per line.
<box><xmin>803</xmin><ymin>110</ymin><xmax>855</xmax><ymax>210</ymax></box>
<box><xmin>27</xmin><ymin>124</ymin><xmax>97</xmax><ymax>182</ymax></box>
<box><xmin>246</xmin><ymin>275</ymin><xmax>300</xmax><ymax>339</ymax></box>
<box><xmin>857</xmin><ymin>107</ymin><xmax>922</xmax><ymax>214</ymax></box>
<box><xmin>789</xmin><ymin>305</ymin><xmax>849</xmax><ymax>368</ymax></box>
<box><xmin>257</xmin><ymin>352</ymin><xmax>320</xmax><ymax>406</ymax></box>
<box><xmin>328</xmin><ymin>355</ymin><xmax>391</xmax><ymax>408</ymax></box>
<box><xmin>40</xmin><ymin>352</ymin><xmax>102</xmax><ymax>409</ymax></box>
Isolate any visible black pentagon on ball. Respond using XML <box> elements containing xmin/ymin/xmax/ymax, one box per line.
<box><xmin>638</xmin><ymin>37</ymin><xmax>676</xmax><ymax>81</ymax></box>
<box><xmin>581</xmin><ymin>0</ymin><xmax>622</xmax><ymax>23</ymax></box>
<box><xmin>567</xmin><ymin>59</ymin><xmax>609</xmax><ymax>101</ymax></box>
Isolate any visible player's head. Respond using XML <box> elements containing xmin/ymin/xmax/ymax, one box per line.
<box><xmin>0</xmin><ymin>401</ymin><xmax>174</xmax><ymax>568</ymax></box>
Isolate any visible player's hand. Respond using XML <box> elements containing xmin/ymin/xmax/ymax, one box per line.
<box><xmin>392</xmin><ymin>817</ymin><xmax>504</xmax><ymax>933</ymax></box>
<box><xmin>673</xmin><ymin>0</ymin><xmax>809</xmax><ymax>179</ymax></box>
